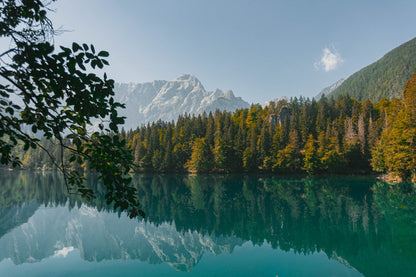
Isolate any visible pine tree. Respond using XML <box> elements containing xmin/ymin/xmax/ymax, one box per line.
<box><xmin>186</xmin><ymin>138</ymin><xmax>213</xmax><ymax>173</ymax></box>
<box><xmin>403</xmin><ymin>73</ymin><xmax>416</xmax><ymax>127</ymax></box>
<box><xmin>257</xmin><ymin>123</ymin><xmax>271</xmax><ymax>164</ymax></box>
<box><xmin>303</xmin><ymin>134</ymin><xmax>319</xmax><ymax>175</ymax></box>
<box><xmin>372</xmin><ymin>74</ymin><xmax>416</xmax><ymax>180</ymax></box>
<box><xmin>344</xmin><ymin>117</ymin><xmax>357</xmax><ymax>144</ymax></box>
<box><xmin>243</xmin><ymin>147</ymin><xmax>256</xmax><ymax>172</ymax></box>
<box><xmin>274</xmin><ymin>130</ymin><xmax>302</xmax><ymax>173</ymax></box>
<box><xmin>358</xmin><ymin>113</ymin><xmax>366</xmax><ymax>155</ymax></box>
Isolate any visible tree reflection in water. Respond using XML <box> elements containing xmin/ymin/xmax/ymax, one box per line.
<box><xmin>0</xmin><ymin>172</ymin><xmax>415</xmax><ymax>276</ymax></box>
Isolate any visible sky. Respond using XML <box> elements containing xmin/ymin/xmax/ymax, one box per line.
<box><xmin>42</xmin><ymin>0</ymin><xmax>416</xmax><ymax>104</ymax></box>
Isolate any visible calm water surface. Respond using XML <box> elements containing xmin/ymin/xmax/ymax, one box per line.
<box><xmin>0</xmin><ymin>172</ymin><xmax>415</xmax><ymax>276</ymax></box>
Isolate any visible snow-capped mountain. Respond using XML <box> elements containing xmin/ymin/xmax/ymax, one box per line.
<box><xmin>114</xmin><ymin>74</ymin><xmax>250</xmax><ymax>130</ymax></box>
<box><xmin>0</xmin><ymin>204</ymin><xmax>243</xmax><ymax>272</ymax></box>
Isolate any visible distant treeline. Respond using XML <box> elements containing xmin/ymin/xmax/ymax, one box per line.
<box><xmin>14</xmin><ymin>75</ymin><xmax>416</xmax><ymax>181</ymax></box>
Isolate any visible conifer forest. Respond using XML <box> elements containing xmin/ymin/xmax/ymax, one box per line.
<box><xmin>16</xmin><ymin>74</ymin><xmax>416</xmax><ymax>182</ymax></box>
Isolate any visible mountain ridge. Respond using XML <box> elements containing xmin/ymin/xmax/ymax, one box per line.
<box><xmin>315</xmin><ymin>77</ymin><xmax>348</xmax><ymax>99</ymax></box>
<box><xmin>326</xmin><ymin>37</ymin><xmax>416</xmax><ymax>102</ymax></box>
<box><xmin>114</xmin><ymin>74</ymin><xmax>250</xmax><ymax>130</ymax></box>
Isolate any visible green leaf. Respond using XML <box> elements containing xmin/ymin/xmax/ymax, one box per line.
<box><xmin>72</xmin><ymin>42</ymin><xmax>82</xmax><ymax>52</ymax></box>
<box><xmin>5</xmin><ymin>107</ymin><xmax>13</xmax><ymax>115</ymax></box>
<box><xmin>60</xmin><ymin>46</ymin><xmax>71</xmax><ymax>53</ymax></box>
<box><xmin>96</xmin><ymin>59</ymin><xmax>103</xmax><ymax>69</ymax></box>
<box><xmin>23</xmin><ymin>143</ymin><xmax>29</xmax><ymax>151</ymax></box>
<box><xmin>98</xmin><ymin>51</ymin><xmax>109</xmax><ymax>57</ymax></box>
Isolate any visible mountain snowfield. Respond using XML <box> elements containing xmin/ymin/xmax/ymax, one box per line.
<box><xmin>114</xmin><ymin>74</ymin><xmax>250</xmax><ymax>130</ymax></box>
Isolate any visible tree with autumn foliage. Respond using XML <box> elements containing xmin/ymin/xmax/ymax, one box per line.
<box><xmin>372</xmin><ymin>73</ymin><xmax>416</xmax><ymax>181</ymax></box>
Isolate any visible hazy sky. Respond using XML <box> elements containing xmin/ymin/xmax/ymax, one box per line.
<box><xmin>44</xmin><ymin>1</ymin><xmax>416</xmax><ymax>103</ymax></box>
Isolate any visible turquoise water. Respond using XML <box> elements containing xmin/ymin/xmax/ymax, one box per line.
<box><xmin>0</xmin><ymin>172</ymin><xmax>415</xmax><ymax>276</ymax></box>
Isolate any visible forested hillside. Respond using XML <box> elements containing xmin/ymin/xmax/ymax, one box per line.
<box><xmin>13</xmin><ymin>76</ymin><xmax>416</xmax><ymax>181</ymax></box>
<box><xmin>123</xmin><ymin>95</ymin><xmax>380</xmax><ymax>175</ymax></box>
<box><xmin>330</xmin><ymin>37</ymin><xmax>416</xmax><ymax>102</ymax></box>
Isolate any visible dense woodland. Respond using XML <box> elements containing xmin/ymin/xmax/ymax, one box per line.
<box><xmin>13</xmin><ymin>74</ymin><xmax>416</xmax><ymax>181</ymax></box>
<box><xmin>330</xmin><ymin>37</ymin><xmax>416</xmax><ymax>102</ymax></box>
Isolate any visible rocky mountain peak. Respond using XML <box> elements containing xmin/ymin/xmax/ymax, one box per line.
<box><xmin>224</xmin><ymin>90</ymin><xmax>235</xmax><ymax>99</ymax></box>
<box><xmin>173</xmin><ymin>74</ymin><xmax>203</xmax><ymax>89</ymax></box>
<box><xmin>114</xmin><ymin>75</ymin><xmax>250</xmax><ymax>130</ymax></box>
<box><xmin>174</xmin><ymin>73</ymin><xmax>198</xmax><ymax>81</ymax></box>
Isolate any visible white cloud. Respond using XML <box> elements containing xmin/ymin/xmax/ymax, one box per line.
<box><xmin>53</xmin><ymin>246</ymin><xmax>74</xmax><ymax>258</ymax></box>
<box><xmin>314</xmin><ymin>47</ymin><xmax>344</xmax><ymax>72</ymax></box>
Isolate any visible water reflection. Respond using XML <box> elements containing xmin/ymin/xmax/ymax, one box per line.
<box><xmin>0</xmin><ymin>171</ymin><xmax>415</xmax><ymax>276</ymax></box>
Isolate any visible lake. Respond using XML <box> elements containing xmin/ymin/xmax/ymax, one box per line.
<box><xmin>0</xmin><ymin>172</ymin><xmax>415</xmax><ymax>276</ymax></box>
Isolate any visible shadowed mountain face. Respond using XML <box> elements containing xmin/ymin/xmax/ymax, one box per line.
<box><xmin>113</xmin><ymin>74</ymin><xmax>250</xmax><ymax>130</ymax></box>
<box><xmin>0</xmin><ymin>172</ymin><xmax>415</xmax><ymax>276</ymax></box>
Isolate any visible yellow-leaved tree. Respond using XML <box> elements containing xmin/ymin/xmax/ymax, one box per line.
<box><xmin>372</xmin><ymin>73</ymin><xmax>416</xmax><ymax>181</ymax></box>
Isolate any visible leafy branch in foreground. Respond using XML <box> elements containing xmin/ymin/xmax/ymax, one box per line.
<box><xmin>0</xmin><ymin>0</ymin><xmax>144</xmax><ymax>218</ymax></box>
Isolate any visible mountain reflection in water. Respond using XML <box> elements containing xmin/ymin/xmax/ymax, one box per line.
<box><xmin>0</xmin><ymin>172</ymin><xmax>415</xmax><ymax>276</ymax></box>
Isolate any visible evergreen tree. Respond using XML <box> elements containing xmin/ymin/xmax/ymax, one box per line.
<box><xmin>186</xmin><ymin>138</ymin><xmax>213</xmax><ymax>173</ymax></box>
<box><xmin>303</xmin><ymin>134</ymin><xmax>319</xmax><ymax>175</ymax></box>
<box><xmin>372</xmin><ymin>74</ymin><xmax>416</xmax><ymax>181</ymax></box>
